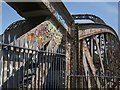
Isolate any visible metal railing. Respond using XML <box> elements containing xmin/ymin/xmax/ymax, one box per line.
<box><xmin>1</xmin><ymin>42</ymin><xmax>66</xmax><ymax>89</ymax></box>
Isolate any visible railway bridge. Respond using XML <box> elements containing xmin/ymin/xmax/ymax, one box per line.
<box><xmin>0</xmin><ymin>1</ymin><xmax>120</xmax><ymax>89</ymax></box>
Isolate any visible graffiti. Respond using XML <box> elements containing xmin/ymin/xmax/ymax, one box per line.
<box><xmin>25</xmin><ymin>19</ymin><xmax>63</xmax><ymax>50</ymax></box>
<box><xmin>9</xmin><ymin>19</ymin><xmax>63</xmax><ymax>51</ymax></box>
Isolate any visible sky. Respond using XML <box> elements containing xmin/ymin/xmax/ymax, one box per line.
<box><xmin>1</xmin><ymin>2</ymin><xmax>24</xmax><ymax>34</ymax></box>
<box><xmin>0</xmin><ymin>1</ymin><xmax>119</xmax><ymax>37</ymax></box>
<box><xmin>64</xmin><ymin>2</ymin><xmax>118</xmax><ymax>34</ymax></box>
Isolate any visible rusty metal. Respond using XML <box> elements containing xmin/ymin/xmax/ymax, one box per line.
<box><xmin>1</xmin><ymin>1</ymin><xmax>120</xmax><ymax>90</ymax></box>
<box><xmin>68</xmin><ymin>14</ymin><xmax>120</xmax><ymax>89</ymax></box>
<box><xmin>72</xmin><ymin>14</ymin><xmax>105</xmax><ymax>24</ymax></box>
<box><xmin>78</xmin><ymin>23</ymin><xmax>118</xmax><ymax>40</ymax></box>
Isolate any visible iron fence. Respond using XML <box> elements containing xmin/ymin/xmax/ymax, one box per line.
<box><xmin>1</xmin><ymin>42</ymin><xmax>66</xmax><ymax>89</ymax></box>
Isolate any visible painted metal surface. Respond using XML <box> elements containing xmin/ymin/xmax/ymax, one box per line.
<box><xmin>66</xmin><ymin>14</ymin><xmax>120</xmax><ymax>89</ymax></box>
<box><xmin>68</xmin><ymin>23</ymin><xmax>120</xmax><ymax>89</ymax></box>
<box><xmin>72</xmin><ymin>14</ymin><xmax>105</xmax><ymax>24</ymax></box>
<box><xmin>1</xmin><ymin>2</ymin><xmax>120</xmax><ymax>90</ymax></box>
<box><xmin>9</xmin><ymin>19</ymin><xmax>63</xmax><ymax>52</ymax></box>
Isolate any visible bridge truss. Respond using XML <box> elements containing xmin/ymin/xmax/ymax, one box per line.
<box><xmin>67</xmin><ymin>14</ymin><xmax>120</xmax><ymax>89</ymax></box>
<box><xmin>0</xmin><ymin>1</ymin><xmax>120</xmax><ymax>90</ymax></box>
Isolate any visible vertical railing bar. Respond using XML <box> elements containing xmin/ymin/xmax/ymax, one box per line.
<box><xmin>22</xmin><ymin>50</ymin><xmax>24</xmax><ymax>90</ymax></box>
<box><xmin>60</xmin><ymin>48</ymin><xmax>62</xmax><ymax>90</ymax></box>
<box><xmin>46</xmin><ymin>51</ymin><xmax>48</xmax><ymax>89</ymax></box>
<box><xmin>57</xmin><ymin>48</ymin><xmax>60</xmax><ymax>90</ymax></box>
<box><xmin>22</xmin><ymin>39</ymin><xmax>26</xmax><ymax>90</ymax></box>
<box><xmin>44</xmin><ymin>50</ymin><xmax>47</xmax><ymax>89</ymax></box>
<box><xmin>50</xmin><ymin>50</ymin><xmax>52</xmax><ymax>89</ymax></box>
<box><xmin>12</xmin><ymin>48</ymin><xmax>14</xmax><ymax>89</ymax></box>
<box><xmin>26</xmin><ymin>42</ymin><xmax>30</xmax><ymax>90</ymax></box>
<box><xmin>47</xmin><ymin>50</ymin><xmax>49</xmax><ymax>90</ymax></box>
<box><xmin>61</xmin><ymin>46</ymin><xmax>64</xmax><ymax>89</ymax></box>
<box><xmin>60</xmin><ymin>46</ymin><xmax>64</xmax><ymax>88</ymax></box>
<box><xmin>52</xmin><ymin>47</ymin><xmax>55</xmax><ymax>89</ymax></box>
<box><xmin>6</xmin><ymin>34</ymin><xmax>10</xmax><ymax>89</ymax></box>
<box><xmin>62</xmin><ymin>47</ymin><xmax>66</xmax><ymax>87</ymax></box>
<box><xmin>51</xmin><ymin>49</ymin><xmax>53</xmax><ymax>89</ymax></box>
<box><xmin>55</xmin><ymin>50</ymin><xmax>58</xmax><ymax>90</ymax></box>
<box><xmin>45</xmin><ymin>50</ymin><xmax>49</xmax><ymax>89</ymax></box>
<box><xmin>56</xmin><ymin>51</ymin><xmax>58</xmax><ymax>90</ymax></box>
<box><xmin>47</xmin><ymin>50</ymin><xmax>50</xmax><ymax>89</ymax></box>
<box><xmin>12</xmin><ymin>36</ymin><xmax>16</xmax><ymax>89</ymax></box>
<box><xmin>1</xmin><ymin>44</ymin><xmax>5</xmax><ymax>89</ymax></box>
<box><xmin>31</xmin><ymin>50</ymin><xmax>34</xmax><ymax>89</ymax></box>
<box><xmin>40</xmin><ymin>50</ymin><xmax>43</xmax><ymax>89</ymax></box>
<box><xmin>54</xmin><ymin>47</ymin><xmax>56</xmax><ymax>89</ymax></box>
<box><xmin>24</xmin><ymin>46</ymin><xmax>27</xmax><ymax>89</ymax></box>
<box><xmin>56</xmin><ymin>51</ymin><xmax>59</xmax><ymax>89</ymax></box>
<box><xmin>34</xmin><ymin>51</ymin><xmax>37</xmax><ymax>90</ymax></box>
<box><xmin>42</xmin><ymin>45</ymin><xmax>45</xmax><ymax>89</ymax></box>
<box><xmin>6</xmin><ymin>45</ymin><xmax>10</xmax><ymax>89</ymax></box>
<box><xmin>53</xmin><ymin>47</ymin><xmax>56</xmax><ymax>90</ymax></box>
<box><xmin>17</xmin><ymin>40</ymin><xmax>21</xmax><ymax>90</ymax></box>
<box><xmin>26</xmin><ymin>47</ymin><xmax>29</xmax><ymax>90</ymax></box>
<box><xmin>37</xmin><ymin>51</ymin><xmax>40</xmax><ymax>90</ymax></box>
<box><xmin>59</xmin><ymin>46</ymin><xmax>62</xmax><ymax>89</ymax></box>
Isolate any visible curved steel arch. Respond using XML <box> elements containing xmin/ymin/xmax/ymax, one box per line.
<box><xmin>72</xmin><ymin>14</ymin><xmax>106</xmax><ymax>24</ymax></box>
<box><xmin>77</xmin><ymin>23</ymin><xmax>119</xmax><ymax>40</ymax></box>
